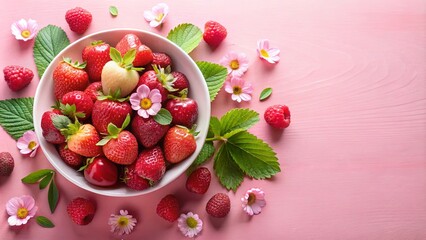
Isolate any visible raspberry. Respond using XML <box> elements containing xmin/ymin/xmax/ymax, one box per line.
<box><xmin>264</xmin><ymin>104</ymin><xmax>291</xmax><ymax>129</ymax></box>
<box><xmin>203</xmin><ymin>21</ymin><xmax>227</xmax><ymax>48</ymax></box>
<box><xmin>65</xmin><ymin>7</ymin><xmax>92</xmax><ymax>34</ymax></box>
<box><xmin>0</xmin><ymin>152</ymin><xmax>14</xmax><ymax>176</ymax></box>
<box><xmin>206</xmin><ymin>193</ymin><xmax>230</xmax><ymax>218</ymax></box>
<box><xmin>156</xmin><ymin>194</ymin><xmax>180</xmax><ymax>222</ymax></box>
<box><xmin>186</xmin><ymin>167</ymin><xmax>211</xmax><ymax>194</ymax></box>
<box><xmin>3</xmin><ymin>65</ymin><xmax>34</xmax><ymax>91</ymax></box>
<box><xmin>66</xmin><ymin>197</ymin><xmax>96</xmax><ymax>225</ymax></box>
<box><xmin>150</xmin><ymin>52</ymin><xmax>172</xmax><ymax>69</ymax></box>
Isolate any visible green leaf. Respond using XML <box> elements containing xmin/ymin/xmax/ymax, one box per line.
<box><xmin>52</xmin><ymin>114</ymin><xmax>71</xmax><ymax>130</ymax></box>
<box><xmin>36</xmin><ymin>216</ymin><xmax>55</xmax><ymax>228</ymax></box>
<box><xmin>220</xmin><ymin>108</ymin><xmax>259</xmax><ymax>135</ymax></box>
<box><xmin>209</xmin><ymin>117</ymin><xmax>221</xmax><ymax>137</ymax></box>
<box><xmin>227</xmin><ymin>131</ymin><xmax>280</xmax><ymax>179</ymax></box>
<box><xmin>259</xmin><ymin>88</ymin><xmax>273</xmax><ymax>101</ymax></box>
<box><xmin>0</xmin><ymin>98</ymin><xmax>34</xmax><ymax>140</ymax></box>
<box><xmin>167</xmin><ymin>23</ymin><xmax>203</xmax><ymax>54</ymax></box>
<box><xmin>154</xmin><ymin>108</ymin><xmax>172</xmax><ymax>125</ymax></box>
<box><xmin>48</xmin><ymin>179</ymin><xmax>59</xmax><ymax>213</ymax></box>
<box><xmin>122</xmin><ymin>49</ymin><xmax>136</xmax><ymax>66</ymax></box>
<box><xmin>213</xmin><ymin>143</ymin><xmax>245</xmax><ymax>191</ymax></box>
<box><xmin>196</xmin><ymin>61</ymin><xmax>227</xmax><ymax>102</ymax></box>
<box><xmin>110</xmin><ymin>47</ymin><xmax>122</xmax><ymax>63</ymax></box>
<box><xmin>109</xmin><ymin>6</ymin><xmax>118</xmax><ymax>16</ymax></box>
<box><xmin>39</xmin><ymin>172</ymin><xmax>53</xmax><ymax>189</ymax></box>
<box><xmin>187</xmin><ymin>142</ymin><xmax>215</xmax><ymax>174</ymax></box>
<box><xmin>21</xmin><ymin>169</ymin><xmax>53</xmax><ymax>184</ymax></box>
<box><xmin>33</xmin><ymin>25</ymin><xmax>70</xmax><ymax>78</ymax></box>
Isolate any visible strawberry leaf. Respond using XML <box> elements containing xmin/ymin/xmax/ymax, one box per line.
<box><xmin>196</xmin><ymin>61</ymin><xmax>227</xmax><ymax>102</ymax></box>
<box><xmin>259</xmin><ymin>87</ymin><xmax>272</xmax><ymax>101</ymax></box>
<box><xmin>213</xmin><ymin>143</ymin><xmax>245</xmax><ymax>191</ymax></box>
<box><xmin>21</xmin><ymin>169</ymin><xmax>53</xmax><ymax>184</ymax></box>
<box><xmin>220</xmin><ymin>108</ymin><xmax>259</xmax><ymax>135</ymax></box>
<box><xmin>109</xmin><ymin>6</ymin><xmax>118</xmax><ymax>16</ymax></box>
<box><xmin>209</xmin><ymin>117</ymin><xmax>221</xmax><ymax>137</ymax></box>
<box><xmin>0</xmin><ymin>97</ymin><xmax>34</xmax><ymax>140</ymax></box>
<box><xmin>167</xmin><ymin>23</ymin><xmax>203</xmax><ymax>54</ymax></box>
<box><xmin>110</xmin><ymin>47</ymin><xmax>122</xmax><ymax>63</ymax></box>
<box><xmin>39</xmin><ymin>172</ymin><xmax>53</xmax><ymax>189</ymax></box>
<box><xmin>154</xmin><ymin>108</ymin><xmax>172</xmax><ymax>125</ymax></box>
<box><xmin>48</xmin><ymin>178</ymin><xmax>59</xmax><ymax>213</ymax></box>
<box><xmin>187</xmin><ymin>142</ymin><xmax>215</xmax><ymax>174</ymax></box>
<box><xmin>52</xmin><ymin>115</ymin><xmax>71</xmax><ymax>130</ymax></box>
<box><xmin>122</xmin><ymin>49</ymin><xmax>136</xmax><ymax>66</ymax></box>
<box><xmin>36</xmin><ymin>216</ymin><xmax>55</xmax><ymax>228</ymax></box>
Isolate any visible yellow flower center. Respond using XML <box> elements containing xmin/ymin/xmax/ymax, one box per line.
<box><xmin>186</xmin><ymin>217</ymin><xmax>198</xmax><ymax>229</ymax></box>
<box><xmin>117</xmin><ymin>216</ymin><xmax>129</xmax><ymax>227</ymax></box>
<box><xmin>155</xmin><ymin>13</ymin><xmax>164</xmax><ymax>22</ymax></box>
<box><xmin>247</xmin><ymin>193</ymin><xmax>256</xmax><ymax>206</ymax></box>
<box><xmin>230</xmin><ymin>60</ymin><xmax>240</xmax><ymax>70</ymax></box>
<box><xmin>28</xmin><ymin>141</ymin><xmax>37</xmax><ymax>150</ymax></box>
<box><xmin>21</xmin><ymin>30</ymin><xmax>31</xmax><ymax>38</ymax></box>
<box><xmin>233</xmin><ymin>86</ymin><xmax>242</xmax><ymax>95</ymax></box>
<box><xmin>260</xmin><ymin>49</ymin><xmax>269</xmax><ymax>58</ymax></box>
<box><xmin>140</xmin><ymin>98</ymin><xmax>152</xmax><ymax>110</ymax></box>
<box><xmin>17</xmin><ymin>207</ymin><xmax>29</xmax><ymax>219</ymax></box>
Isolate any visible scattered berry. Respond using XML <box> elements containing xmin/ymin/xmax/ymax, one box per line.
<box><xmin>156</xmin><ymin>194</ymin><xmax>180</xmax><ymax>222</ymax></box>
<box><xmin>3</xmin><ymin>65</ymin><xmax>34</xmax><ymax>91</ymax></box>
<box><xmin>65</xmin><ymin>7</ymin><xmax>92</xmax><ymax>34</ymax></box>
<box><xmin>186</xmin><ymin>167</ymin><xmax>211</xmax><ymax>194</ymax></box>
<box><xmin>264</xmin><ymin>104</ymin><xmax>291</xmax><ymax>129</ymax></box>
<box><xmin>66</xmin><ymin>197</ymin><xmax>96</xmax><ymax>225</ymax></box>
<box><xmin>203</xmin><ymin>21</ymin><xmax>227</xmax><ymax>48</ymax></box>
<box><xmin>0</xmin><ymin>152</ymin><xmax>14</xmax><ymax>176</ymax></box>
<box><xmin>206</xmin><ymin>193</ymin><xmax>231</xmax><ymax>218</ymax></box>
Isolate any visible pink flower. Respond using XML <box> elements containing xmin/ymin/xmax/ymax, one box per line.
<box><xmin>241</xmin><ymin>188</ymin><xmax>266</xmax><ymax>216</ymax></box>
<box><xmin>6</xmin><ymin>195</ymin><xmax>38</xmax><ymax>226</ymax></box>
<box><xmin>11</xmin><ymin>19</ymin><xmax>38</xmax><ymax>41</ymax></box>
<box><xmin>177</xmin><ymin>212</ymin><xmax>203</xmax><ymax>238</ymax></box>
<box><xmin>130</xmin><ymin>84</ymin><xmax>162</xmax><ymax>118</ymax></box>
<box><xmin>257</xmin><ymin>39</ymin><xmax>280</xmax><ymax>64</ymax></box>
<box><xmin>220</xmin><ymin>51</ymin><xmax>249</xmax><ymax>77</ymax></box>
<box><xmin>224</xmin><ymin>76</ymin><xmax>253</xmax><ymax>102</ymax></box>
<box><xmin>143</xmin><ymin>3</ymin><xmax>169</xmax><ymax>28</ymax></box>
<box><xmin>108</xmin><ymin>210</ymin><xmax>137</xmax><ymax>235</ymax></box>
<box><xmin>17</xmin><ymin>130</ymin><xmax>39</xmax><ymax>157</ymax></box>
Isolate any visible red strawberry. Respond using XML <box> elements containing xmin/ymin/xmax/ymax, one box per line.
<box><xmin>134</xmin><ymin>44</ymin><xmax>153</xmax><ymax>67</ymax></box>
<box><xmin>82</xmin><ymin>156</ymin><xmax>118</xmax><ymax>187</ymax></box>
<box><xmin>165</xmin><ymin>97</ymin><xmax>198</xmax><ymax>128</ymax></box>
<box><xmin>131</xmin><ymin>115</ymin><xmax>169</xmax><ymax>148</ymax></box>
<box><xmin>62</xmin><ymin>122</ymin><xmax>102</xmax><ymax>157</ymax></box>
<box><xmin>53</xmin><ymin>58</ymin><xmax>89</xmax><ymax>100</ymax></box>
<box><xmin>156</xmin><ymin>194</ymin><xmax>180</xmax><ymax>222</ymax></box>
<box><xmin>170</xmin><ymin>71</ymin><xmax>189</xmax><ymax>96</ymax></box>
<box><xmin>123</xmin><ymin>163</ymin><xmax>150</xmax><ymax>190</ymax></box>
<box><xmin>0</xmin><ymin>152</ymin><xmax>14</xmax><ymax>176</ymax></box>
<box><xmin>61</xmin><ymin>91</ymin><xmax>94</xmax><ymax>121</ymax></box>
<box><xmin>41</xmin><ymin>111</ymin><xmax>69</xmax><ymax>144</ymax></box>
<box><xmin>206</xmin><ymin>193</ymin><xmax>231</xmax><ymax>218</ymax></box>
<box><xmin>67</xmin><ymin>197</ymin><xmax>96</xmax><ymax>225</ymax></box>
<box><xmin>98</xmin><ymin>115</ymin><xmax>138</xmax><ymax>165</ymax></box>
<box><xmin>203</xmin><ymin>21</ymin><xmax>227</xmax><ymax>48</ymax></box>
<box><xmin>3</xmin><ymin>65</ymin><xmax>34</xmax><ymax>91</ymax></box>
<box><xmin>65</xmin><ymin>7</ymin><xmax>92</xmax><ymax>34</ymax></box>
<box><xmin>145</xmin><ymin>52</ymin><xmax>172</xmax><ymax>70</ymax></box>
<box><xmin>136</xmin><ymin>70</ymin><xmax>168</xmax><ymax>103</ymax></box>
<box><xmin>264</xmin><ymin>105</ymin><xmax>291</xmax><ymax>129</ymax></box>
<box><xmin>163</xmin><ymin>126</ymin><xmax>196</xmax><ymax>164</ymax></box>
<box><xmin>186</xmin><ymin>167</ymin><xmax>211</xmax><ymax>194</ymax></box>
<box><xmin>57</xmin><ymin>143</ymin><xmax>84</xmax><ymax>169</ymax></box>
<box><xmin>135</xmin><ymin>146</ymin><xmax>166</xmax><ymax>183</ymax></box>
<box><xmin>84</xmin><ymin>81</ymin><xmax>103</xmax><ymax>102</ymax></box>
<box><xmin>82</xmin><ymin>41</ymin><xmax>111</xmax><ymax>82</ymax></box>
<box><xmin>92</xmin><ymin>98</ymin><xmax>132</xmax><ymax>135</ymax></box>
<box><xmin>115</xmin><ymin>34</ymin><xmax>153</xmax><ymax>67</ymax></box>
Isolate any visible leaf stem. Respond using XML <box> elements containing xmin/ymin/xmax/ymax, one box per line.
<box><xmin>206</xmin><ymin>136</ymin><xmax>227</xmax><ymax>142</ymax></box>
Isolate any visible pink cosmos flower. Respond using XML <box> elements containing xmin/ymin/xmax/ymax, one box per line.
<box><xmin>108</xmin><ymin>210</ymin><xmax>137</xmax><ymax>235</ymax></box>
<box><xmin>130</xmin><ymin>84</ymin><xmax>162</xmax><ymax>118</ymax></box>
<box><xmin>224</xmin><ymin>76</ymin><xmax>253</xmax><ymax>103</ymax></box>
<box><xmin>220</xmin><ymin>51</ymin><xmax>249</xmax><ymax>77</ymax></box>
<box><xmin>6</xmin><ymin>195</ymin><xmax>38</xmax><ymax>226</ymax></box>
<box><xmin>143</xmin><ymin>3</ymin><xmax>169</xmax><ymax>28</ymax></box>
<box><xmin>17</xmin><ymin>130</ymin><xmax>39</xmax><ymax>157</ymax></box>
<box><xmin>241</xmin><ymin>188</ymin><xmax>266</xmax><ymax>216</ymax></box>
<box><xmin>177</xmin><ymin>212</ymin><xmax>203</xmax><ymax>238</ymax></box>
<box><xmin>257</xmin><ymin>39</ymin><xmax>280</xmax><ymax>64</ymax></box>
<box><xmin>11</xmin><ymin>19</ymin><xmax>38</xmax><ymax>41</ymax></box>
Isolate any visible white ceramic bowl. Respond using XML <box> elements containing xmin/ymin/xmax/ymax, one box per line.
<box><xmin>33</xmin><ymin>29</ymin><xmax>210</xmax><ymax>197</ymax></box>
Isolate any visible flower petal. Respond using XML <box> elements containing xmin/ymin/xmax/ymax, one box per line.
<box><xmin>137</xmin><ymin>85</ymin><xmax>150</xmax><ymax>98</ymax></box>
<box><xmin>138</xmin><ymin>109</ymin><xmax>149</xmax><ymax>119</ymax></box>
<box><xmin>143</xmin><ymin>11</ymin><xmax>155</xmax><ymax>21</ymax></box>
<box><xmin>149</xmin><ymin>90</ymin><xmax>162</xmax><ymax>103</ymax></box>
<box><xmin>148</xmin><ymin>103</ymin><xmax>162</xmax><ymax>115</ymax></box>
<box><xmin>240</xmin><ymin>93</ymin><xmax>252</xmax><ymax>102</ymax></box>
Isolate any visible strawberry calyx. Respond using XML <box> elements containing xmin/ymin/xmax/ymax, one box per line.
<box><xmin>153</xmin><ymin>65</ymin><xmax>177</xmax><ymax>92</ymax></box>
<box><xmin>96</xmin><ymin>114</ymin><xmax>131</xmax><ymax>146</ymax></box>
<box><xmin>110</xmin><ymin>47</ymin><xmax>144</xmax><ymax>71</ymax></box>
<box><xmin>51</xmin><ymin>114</ymin><xmax>72</xmax><ymax>131</ymax></box>
<box><xmin>167</xmin><ymin>88</ymin><xmax>188</xmax><ymax>99</ymax></box>
<box><xmin>90</xmin><ymin>40</ymin><xmax>104</xmax><ymax>46</ymax></box>
<box><xmin>97</xmin><ymin>89</ymin><xmax>129</xmax><ymax>102</ymax></box>
<box><xmin>63</xmin><ymin>57</ymin><xmax>87</xmax><ymax>69</ymax></box>
<box><xmin>78</xmin><ymin>156</ymin><xmax>95</xmax><ymax>171</ymax></box>
<box><xmin>60</xmin><ymin>119</ymin><xmax>82</xmax><ymax>140</ymax></box>
<box><xmin>176</xmin><ymin>124</ymin><xmax>199</xmax><ymax>137</ymax></box>
<box><xmin>59</xmin><ymin>103</ymin><xmax>86</xmax><ymax>120</ymax></box>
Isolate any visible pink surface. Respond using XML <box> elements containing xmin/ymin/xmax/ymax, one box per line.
<box><xmin>1</xmin><ymin>0</ymin><xmax>425</xmax><ymax>239</ymax></box>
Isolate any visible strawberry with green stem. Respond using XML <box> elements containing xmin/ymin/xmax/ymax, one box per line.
<box><xmin>163</xmin><ymin>125</ymin><xmax>197</xmax><ymax>164</ymax></box>
<box><xmin>61</xmin><ymin>120</ymin><xmax>102</xmax><ymax>157</ymax></box>
<box><xmin>82</xmin><ymin>40</ymin><xmax>111</xmax><ymax>82</ymax></box>
<box><xmin>137</xmin><ymin>65</ymin><xmax>177</xmax><ymax>103</ymax></box>
<box><xmin>165</xmin><ymin>90</ymin><xmax>198</xmax><ymax>128</ymax></box>
<box><xmin>53</xmin><ymin>58</ymin><xmax>89</xmax><ymax>100</ymax></box>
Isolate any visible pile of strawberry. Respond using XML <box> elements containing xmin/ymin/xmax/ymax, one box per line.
<box><xmin>41</xmin><ymin>33</ymin><xmax>199</xmax><ymax>190</ymax></box>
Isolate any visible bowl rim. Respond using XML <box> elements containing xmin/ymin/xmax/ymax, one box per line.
<box><xmin>33</xmin><ymin>28</ymin><xmax>210</xmax><ymax>197</ymax></box>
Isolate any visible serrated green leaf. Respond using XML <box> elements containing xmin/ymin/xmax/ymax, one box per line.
<box><xmin>213</xmin><ymin>143</ymin><xmax>245</xmax><ymax>191</ymax></box>
<box><xmin>154</xmin><ymin>108</ymin><xmax>172</xmax><ymax>125</ymax></box>
<box><xmin>0</xmin><ymin>98</ymin><xmax>34</xmax><ymax>140</ymax></box>
<box><xmin>223</xmin><ymin>128</ymin><xmax>246</xmax><ymax>139</ymax></box>
<box><xmin>220</xmin><ymin>108</ymin><xmax>259</xmax><ymax>135</ymax></box>
<box><xmin>209</xmin><ymin>117</ymin><xmax>221</xmax><ymax>137</ymax></box>
<box><xmin>39</xmin><ymin>172</ymin><xmax>53</xmax><ymax>189</ymax></box>
<box><xmin>109</xmin><ymin>6</ymin><xmax>118</xmax><ymax>16</ymax></box>
<box><xmin>21</xmin><ymin>169</ymin><xmax>53</xmax><ymax>184</ymax></box>
<box><xmin>196</xmin><ymin>61</ymin><xmax>227</xmax><ymax>102</ymax></box>
<box><xmin>33</xmin><ymin>25</ymin><xmax>70</xmax><ymax>78</ymax></box>
<box><xmin>227</xmin><ymin>131</ymin><xmax>280</xmax><ymax>179</ymax></box>
<box><xmin>187</xmin><ymin>142</ymin><xmax>215</xmax><ymax>174</ymax></box>
<box><xmin>36</xmin><ymin>216</ymin><xmax>55</xmax><ymax>228</ymax></box>
<box><xmin>167</xmin><ymin>23</ymin><xmax>203</xmax><ymax>54</ymax></box>
<box><xmin>48</xmin><ymin>179</ymin><xmax>59</xmax><ymax>213</ymax></box>
<box><xmin>259</xmin><ymin>87</ymin><xmax>272</xmax><ymax>101</ymax></box>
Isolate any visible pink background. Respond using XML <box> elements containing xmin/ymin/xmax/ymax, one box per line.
<box><xmin>1</xmin><ymin>0</ymin><xmax>425</xmax><ymax>239</ymax></box>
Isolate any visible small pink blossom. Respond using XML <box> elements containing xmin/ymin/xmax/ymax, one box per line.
<box><xmin>177</xmin><ymin>212</ymin><xmax>203</xmax><ymax>238</ymax></box>
<box><xmin>257</xmin><ymin>39</ymin><xmax>280</xmax><ymax>64</ymax></box>
<box><xmin>17</xmin><ymin>130</ymin><xmax>39</xmax><ymax>157</ymax></box>
<box><xmin>224</xmin><ymin>76</ymin><xmax>253</xmax><ymax>103</ymax></box>
<box><xmin>6</xmin><ymin>195</ymin><xmax>38</xmax><ymax>226</ymax></box>
<box><xmin>130</xmin><ymin>84</ymin><xmax>162</xmax><ymax>118</ymax></box>
<box><xmin>11</xmin><ymin>19</ymin><xmax>38</xmax><ymax>41</ymax></box>
<box><xmin>143</xmin><ymin>3</ymin><xmax>169</xmax><ymax>28</ymax></box>
<box><xmin>241</xmin><ymin>188</ymin><xmax>266</xmax><ymax>216</ymax></box>
<box><xmin>220</xmin><ymin>51</ymin><xmax>249</xmax><ymax>77</ymax></box>
<box><xmin>108</xmin><ymin>210</ymin><xmax>137</xmax><ymax>235</ymax></box>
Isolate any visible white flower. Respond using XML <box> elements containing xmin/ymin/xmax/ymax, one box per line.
<box><xmin>143</xmin><ymin>3</ymin><xmax>169</xmax><ymax>28</ymax></box>
<box><xmin>224</xmin><ymin>76</ymin><xmax>253</xmax><ymax>103</ymax></box>
<box><xmin>177</xmin><ymin>212</ymin><xmax>203</xmax><ymax>238</ymax></box>
<box><xmin>241</xmin><ymin>188</ymin><xmax>266</xmax><ymax>216</ymax></box>
<box><xmin>16</xmin><ymin>130</ymin><xmax>39</xmax><ymax>157</ymax></box>
<box><xmin>6</xmin><ymin>195</ymin><xmax>38</xmax><ymax>226</ymax></box>
<box><xmin>108</xmin><ymin>210</ymin><xmax>137</xmax><ymax>235</ymax></box>
<box><xmin>257</xmin><ymin>39</ymin><xmax>280</xmax><ymax>64</ymax></box>
<box><xmin>220</xmin><ymin>51</ymin><xmax>249</xmax><ymax>77</ymax></box>
<box><xmin>11</xmin><ymin>19</ymin><xmax>38</xmax><ymax>41</ymax></box>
